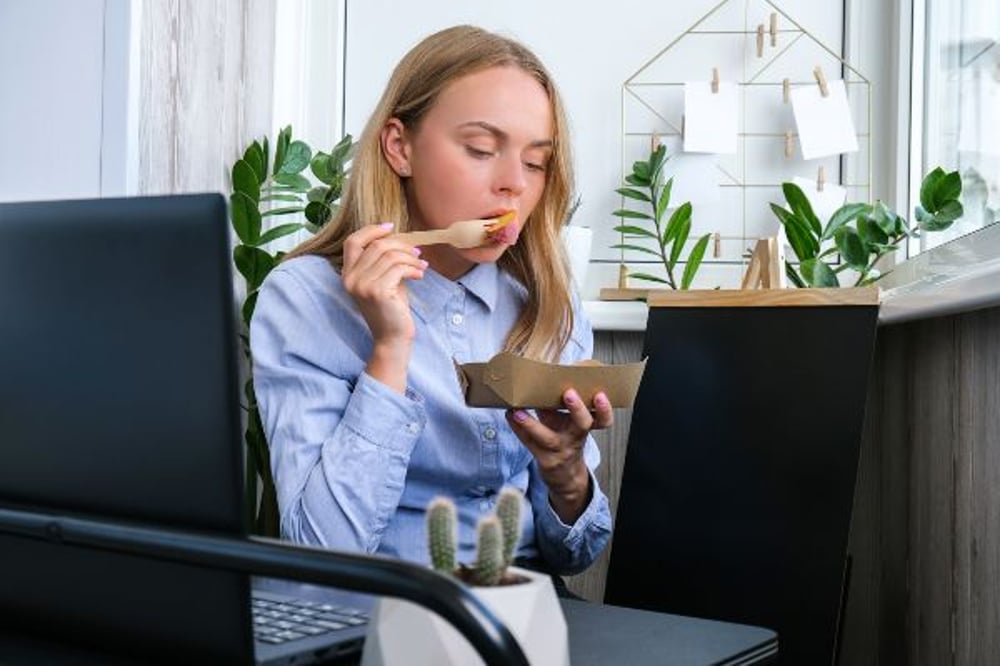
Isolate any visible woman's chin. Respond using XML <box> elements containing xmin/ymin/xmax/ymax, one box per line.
<box><xmin>461</xmin><ymin>242</ymin><xmax>512</xmax><ymax>264</ymax></box>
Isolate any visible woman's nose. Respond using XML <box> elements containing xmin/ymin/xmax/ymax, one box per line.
<box><xmin>493</xmin><ymin>153</ymin><xmax>526</xmax><ymax>196</ymax></box>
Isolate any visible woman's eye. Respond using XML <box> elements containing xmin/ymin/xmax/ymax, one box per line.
<box><xmin>465</xmin><ymin>146</ymin><xmax>494</xmax><ymax>159</ymax></box>
<box><xmin>525</xmin><ymin>162</ymin><xmax>547</xmax><ymax>173</ymax></box>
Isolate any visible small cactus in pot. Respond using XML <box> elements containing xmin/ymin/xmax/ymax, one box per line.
<box><xmin>427</xmin><ymin>487</ymin><xmax>528</xmax><ymax>586</ymax></box>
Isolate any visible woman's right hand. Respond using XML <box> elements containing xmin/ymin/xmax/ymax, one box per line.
<box><xmin>342</xmin><ymin>223</ymin><xmax>427</xmax><ymax>392</ymax></box>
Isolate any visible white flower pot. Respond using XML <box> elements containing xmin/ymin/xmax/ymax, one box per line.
<box><xmin>360</xmin><ymin>567</ymin><xmax>568</xmax><ymax>666</ymax></box>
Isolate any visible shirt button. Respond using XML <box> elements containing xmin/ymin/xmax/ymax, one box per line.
<box><xmin>480</xmin><ymin>500</ymin><xmax>491</xmax><ymax>512</ymax></box>
<box><xmin>483</xmin><ymin>427</ymin><xmax>497</xmax><ymax>440</ymax></box>
<box><xmin>451</xmin><ymin>313</ymin><xmax>464</xmax><ymax>325</ymax></box>
<box><xmin>406</xmin><ymin>422</ymin><xmax>419</xmax><ymax>434</ymax></box>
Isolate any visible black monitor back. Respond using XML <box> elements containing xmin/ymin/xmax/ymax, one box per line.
<box><xmin>0</xmin><ymin>194</ymin><xmax>252</xmax><ymax>663</ymax></box>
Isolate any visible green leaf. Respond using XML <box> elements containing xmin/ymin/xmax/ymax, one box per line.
<box><xmin>633</xmin><ymin>160</ymin><xmax>651</xmax><ymax>181</ymax></box>
<box><xmin>233</xmin><ymin>245</ymin><xmax>275</xmax><ymax>291</ymax></box>
<box><xmin>800</xmin><ymin>258</ymin><xmax>839</xmax><ymax>287</ymax></box>
<box><xmin>823</xmin><ymin>203</ymin><xmax>869</xmax><ymax>240</ymax></box>
<box><xmin>610</xmin><ymin>243</ymin><xmax>662</xmax><ymax>258</ymax></box>
<box><xmin>782</xmin><ymin>182</ymin><xmax>822</xmax><ymax>237</ymax></box>
<box><xmin>261</xmin><ymin>136</ymin><xmax>270</xmax><ymax>179</ymax></box>
<box><xmin>329</xmin><ymin>133</ymin><xmax>355</xmax><ymax>166</ymax></box>
<box><xmin>627</xmin><ymin>272</ymin><xmax>671</xmax><ymax>285</ymax></box>
<box><xmin>681</xmin><ymin>233</ymin><xmax>711</xmax><ymax>289</ymax></box>
<box><xmin>261</xmin><ymin>206</ymin><xmax>305</xmax><ymax>217</ymax></box>
<box><xmin>241</xmin><ymin>290</ymin><xmax>258</xmax><ymax>329</ymax></box>
<box><xmin>919</xmin><ymin>200</ymin><xmax>964</xmax><ymax>231</ymax></box>
<box><xmin>307</xmin><ymin>186</ymin><xmax>329</xmax><ymax>203</ymax></box>
<box><xmin>615</xmin><ymin>187</ymin><xmax>652</xmax><ymax>202</ymax></box>
<box><xmin>244</xmin><ymin>141</ymin><xmax>265</xmax><ymax>184</ymax></box>
<box><xmin>871</xmin><ymin>201</ymin><xmax>896</xmax><ymax>235</ymax></box>
<box><xmin>933</xmin><ymin>170</ymin><xmax>962</xmax><ymax>209</ymax></box>
<box><xmin>770</xmin><ymin>203</ymin><xmax>817</xmax><ymax>260</ymax></box>
<box><xmin>857</xmin><ymin>215</ymin><xmax>889</xmax><ymax>246</ymax></box>
<box><xmin>625</xmin><ymin>174</ymin><xmax>650</xmax><ymax>187</ymax></box>
<box><xmin>662</xmin><ymin>201</ymin><xmax>691</xmax><ymax>247</ymax></box>
<box><xmin>612</xmin><ymin>224</ymin><xmax>658</xmax><ymax>239</ymax></box>
<box><xmin>784</xmin><ymin>261</ymin><xmax>806</xmax><ymax>288</ymax></box>
<box><xmin>230</xmin><ymin>192</ymin><xmax>261</xmax><ymax>245</ymax></box>
<box><xmin>232</xmin><ymin>159</ymin><xmax>260</xmax><ymax>202</ymax></box>
<box><xmin>279</xmin><ymin>140</ymin><xmax>312</xmax><ymax>174</ymax></box>
<box><xmin>656</xmin><ymin>178</ymin><xmax>674</xmax><ymax>224</ymax></box>
<box><xmin>272</xmin><ymin>125</ymin><xmax>292</xmax><ymax>175</ymax></box>
<box><xmin>310</xmin><ymin>151</ymin><xmax>333</xmax><ymax>184</ymax></box>
<box><xmin>273</xmin><ymin>172</ymin><xmax>311</xmax><ymax>190</ymax></box>
<box><xmin>304</xmin><ymin>201</ymin><xmax>333</xmax><ymax>227</ymax></box>
<box><xmin>834</xmin><ymin>227</ymin><xmax>869</xmax><ymax>269</ymax></box>
<box><xmin>668</xmin><ymin>215</ymin><xmax>691</xmax><ymax>268</ymax></box>
<box><xmin>612</xmin><ymin>209</ymin><xmax>653</xmax><ymax>220</ymax></box>
<box><xmin>919</xmin><ymin>167</ymin><xmax>945</xmax><ymax>212</ymax></box>
<box><xmin>648</xmin><ymin>144</ymin><xmax>668</xmax><ymax>181</ymax></box>
<box><xmin>258</xmin><ymin>223</ymin><xmax>304</xmax><ymax>245</ymax></box>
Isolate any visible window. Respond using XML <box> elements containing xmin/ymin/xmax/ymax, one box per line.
<box><xmin>914</xmin><ymin>0</ymin><xmax>1000</xmax><ymax>252</ymax></box>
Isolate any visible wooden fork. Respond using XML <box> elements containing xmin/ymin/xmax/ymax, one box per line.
<box><xmin>393</xmin><ymin>212</ymin><xmax>515</xmax><ymax>249</ymax></box>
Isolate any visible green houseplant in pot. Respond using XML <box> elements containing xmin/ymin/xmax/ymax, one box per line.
<box><xmin>229</xmin><ymin>126</ymin><xmax>354</xmax><ymax>535</ymax></box>
<box><xmin>361</xmin><ymin>488</ymin><xmax>568</xmax><ymax>666</ymax></box>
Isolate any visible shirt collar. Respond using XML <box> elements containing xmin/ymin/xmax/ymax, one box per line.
<box><xmin>408</xmin><ymin>262</ymin><xmax>500</xmax><ymax>323</ymax></box>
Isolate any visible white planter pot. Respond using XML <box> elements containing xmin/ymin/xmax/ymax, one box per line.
<box><xmin>360</xmin><ymin>567</ymin><xmax>568</xmax><ymax>666</ymax></box>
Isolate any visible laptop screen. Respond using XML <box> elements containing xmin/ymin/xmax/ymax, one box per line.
<box><xmin>0</xmin><ymin>194</ymin><xmax>253</xmax><ymax>662</ymax></box>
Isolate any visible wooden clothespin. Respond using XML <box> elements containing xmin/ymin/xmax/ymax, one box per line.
<box><xmin>756</xmin><ymin>24</ymin><xmax>765</xmax><ymax>58</ymax></box>
<box><xmin>711</xmin><ymin>67</ymin><xmax>720</xmax><ymax>94</ymax></box>
<box><xmin>784</xmin><ymin>131</ymin><xmax>794</xmax><ymax>158</ymax></box>
<box><xmin>813</xmin><ymin>66</ymin><xmax>830</xmax><ymax>97</ymax></box>
<box><xmin>817</xmin><ymin>166</ymin><xmax>826</xmax><ymax>192</ymax></box>
<box><xmin>770</xmin><ymin>13</ymin><xmax>778</xmax><ymax>47</ymax></box>
<box><xmin>782</xmin><ymin>78</ymin><xmax>790</xmax><ymax>104</ymax></box>
<box><xmin>617</xmin><ymin>264</ymin><xmax>629</xmax><ymax>289</ymax></box>
<box><xmin>713</xmin><ymin>232</ymin><xmax>722</xmax><ymax>258</ymax></box>
<box><xmin>650</xmin><ymin>131</ymin><xmax>661</xmax><ymax>153</ymax></box>
<box><xmin>681</xmin><ymin>114</ymin><xmax>686</xmax><ymax>141</ymax></box>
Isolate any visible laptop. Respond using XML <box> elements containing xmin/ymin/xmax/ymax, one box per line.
<box><xmin>0</xmin><ymin>194</ymin><xmax>371</xmax><ymax>664</ymax></box>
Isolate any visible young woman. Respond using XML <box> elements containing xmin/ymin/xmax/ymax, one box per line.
<box><xmin>251</xmin><ymin>25</ymin><xmax>612</xmax><ymax>578</ymax></box>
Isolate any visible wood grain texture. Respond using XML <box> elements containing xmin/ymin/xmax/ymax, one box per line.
<box><xmin>564</xmin><ymin>331</ymin><xmax>644</xmax><ymax>602</ymax></box>
<box><xmin>138</xmin><ymin>0</ymin><xmax>275</xmax><ymax>195</ymax></box>
<box><xmin>600</xmin><ymin>287</ymin><xmax>879</xmax><ymax>307</ymax></box>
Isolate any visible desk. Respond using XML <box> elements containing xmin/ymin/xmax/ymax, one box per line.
<box><xmin>0</xmin><ymin>597</ymin><xmax>776</xmax><ymax>665</ymax></box>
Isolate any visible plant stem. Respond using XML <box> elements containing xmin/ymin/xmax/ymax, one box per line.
<box><xmin>651</xmin><ymin>181</ymin><xmax>677</xmax><ymax>289</ymax></box>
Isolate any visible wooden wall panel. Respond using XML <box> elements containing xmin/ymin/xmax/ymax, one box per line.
<box><xmin>138</xmin><ymin>0</ymin><xmax>275</xmax><ymax>195</ymax></box>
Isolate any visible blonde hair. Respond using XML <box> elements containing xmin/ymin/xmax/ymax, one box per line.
<box><xmin>286</xmin><ymin>25</ymin><xmax>575</xmax><ymax>362</ymax></box>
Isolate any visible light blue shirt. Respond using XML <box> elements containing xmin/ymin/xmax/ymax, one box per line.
<box><xmin>250</xmin><ymin>255</ymin><xmax>612</xmax><ymax>575</ymax></box>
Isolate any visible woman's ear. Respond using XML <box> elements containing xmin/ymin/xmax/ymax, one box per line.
<box><xmin>381</xmin><ymin>118</ymin><xmax>412</xmax><ymax>177</ymax></box>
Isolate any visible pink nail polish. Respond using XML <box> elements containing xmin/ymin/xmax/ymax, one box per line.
<box><xmin>513</xmin><ymin>410</ymin><xmax>529</xmax><ymax>422</ymax></box>
<box><xmin>565</xmin><ymin>390</ymin><xmax>579</xmax><ymax>404</ymax></box>
<box><xmin>595</xmin><ymin>392</ymin><xmax>610</xmax><ymax>408</ymax></box>
<box><xmin>379</xmin><ymin>222</ymin><xmax>394</xmax><ymax>230</ymax></box>
<box><xmin>412</xmin><ymin>246</ymin><xmax>422</xmax><ymax>256</ymax></box>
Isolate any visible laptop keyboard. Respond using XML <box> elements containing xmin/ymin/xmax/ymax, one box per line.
<box><xmin>252</xmin><ymin>593</ymin><xmax>369</xmax><ymax>645</ymax></box>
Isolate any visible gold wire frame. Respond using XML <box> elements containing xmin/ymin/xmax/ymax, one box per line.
<box><xmin>617</xmin><ymin>0</ymin><xmax>873</xmax><ymax>278</ymax></box>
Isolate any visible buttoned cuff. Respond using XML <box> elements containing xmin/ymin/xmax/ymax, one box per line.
<box><xmin>536</xmin><ymin>468</ymin><xmax>611</xmax><ymax>550</ymax></box>
<box><xmin>340</xmin><ymin>372</ymin><xmax>427</xmax><ymax>454</ymax></box>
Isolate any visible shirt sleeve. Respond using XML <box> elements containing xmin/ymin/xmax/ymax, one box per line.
<box><xmin>250</xmin><ymin>265</ymin><xmax>426</xmax><ymax>552</ymax></box>
<box><xmin>527</xmin><ymin>295</ymin><xmax>613</xmax><ymax>575</ymax></box>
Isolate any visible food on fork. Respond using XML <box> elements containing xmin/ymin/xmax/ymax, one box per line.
<box><xmin>485</xmin><ymin>211</ymin><xmax>518</xmax><ymax>245</ymax></box>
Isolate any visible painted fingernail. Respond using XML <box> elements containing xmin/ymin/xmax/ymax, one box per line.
<box><xmin>595</xmin><ymin>392</ymin><xmax>610</xmax><ymax>408</ymax></box>
<box><xmin>412</xmin><ymin>246</ymin><xmax>422</xmax><ymax>256</ymax></box>
<box><xmin>379</xmin><ymin>222</ymin><xmax>394</xmax><ymax>230</ymax></box>
<box><xmin>419</xmin><ymin>259</ymin><xmax>429</xmax><ymax>268</ymax></box>
<box><xmin>513</xmin><ymin>410</ymin><xmax>529</xmax><ymax>422</ymax></box>
<box><xmin>564</xmin><ymin>389</ymin><xmax>580</xmax><ymax>405</ymax></box>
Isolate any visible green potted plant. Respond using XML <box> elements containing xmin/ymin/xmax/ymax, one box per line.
<box><xmin>770</xmin><ymin>167</ymin><xmax>964</xmax><ymax>287</ymax></box>
<box><xmin>611</xmin><ymin>143</ymin><xmax>711</xmax><ymax>290</ymax></box>
<box><xmin>362</xmin><ymin>488</ymin><xmax>569</xmax><ymax>666</ymax></box>
<box><xmin>229</xmin><ymin>126</ymin><xmax>354</xmax><ymax>535</ymax></box>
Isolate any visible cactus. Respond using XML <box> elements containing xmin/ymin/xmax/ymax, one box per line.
<box><xmin>425</xmin><ymin>487</ymin><xmax>525</xmax><ymax>586</ymax></box>
<box><xmin>427</xmin><ymin>497</ymin><xmax>457</xmax><ymax>574</ymax></box>
<box><xmin>471</xmin><ymin>516</ymin><xmax>504</xmax><ymax>586</ymax></box>
<box><xmin>496</xmin><ymin>487</ymin><xmax>522</xmax><ymax>568</ymax></box>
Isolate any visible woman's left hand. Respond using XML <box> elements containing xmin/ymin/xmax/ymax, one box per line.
<box><xmin>505</xmin><ymin>389</ymin><xmax>614</xmax><ymax>524</ymax></box>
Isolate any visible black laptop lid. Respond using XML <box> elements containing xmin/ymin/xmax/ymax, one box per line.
<box><xmin>0</xmin><ymin>194</ymin><xmax>244</xmax><ymax>533</ymax></box>
<box><xmin>0</xmin><ymin>194</ymin><xmax>252</xmax><ymax>662</ymax></box>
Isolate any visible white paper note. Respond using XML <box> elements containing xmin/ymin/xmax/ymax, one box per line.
<box><xmin>661</xmin><ymin>136</ymin><xmax>720</xmax><ymax>205</ymax></box>
<box><xmin>683</xmin><ymin>81</ymin><xmax>738</xmax><ymax>154</ymax></box>
<box><xmin>792</xmin><ymin>176</ymin><xmax>848</xmax><ymax>223</ymax></box>
<box><xmin>790</xmin><ymin>79</ymin><xmax>859</xmax><ymax>160</ymax></box>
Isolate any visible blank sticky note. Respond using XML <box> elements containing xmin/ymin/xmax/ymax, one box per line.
<box><xmin>683</xmin><ymin>81</ymin><xmax>738</xmax><ymax>154</ymax></box>
<box><xmin>792</xmin><ymin>176</ymin><xmax>848</xmax><ymax>223</ymax></box>
<box><xmin>790</xmin><ymin>79</ymin><xmax>859</xmax><ymax>160</ymax></box>
<box><xmin>661</xmin><ymin>136</ymin><xmax>720</xmax><ymax>205</ymax></box>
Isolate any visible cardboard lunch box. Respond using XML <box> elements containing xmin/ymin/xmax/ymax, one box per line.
<box><xmin>456</xmin><ymin>352</ymin><xmax>647</xmax><ymax>409</ymax></box>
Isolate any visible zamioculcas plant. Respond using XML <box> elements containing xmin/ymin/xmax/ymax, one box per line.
<box><xmin>770</xmin><ymin>167</ymin><xmax>963</xmax><ymax>288</ymax></box>
<box><xmin>229</xmin><ymin>126</ymin><xmax>355</xmax><ymax>535</ymax></box>
<box><xmin>428</xmin><ymin>488</ymin><xmax>526</xmax><ymax>586</ymax></box>
<box><xmin>612</xmin><ymin>143</ymin><xmax>712</xmax><ymax>289</ymax></box>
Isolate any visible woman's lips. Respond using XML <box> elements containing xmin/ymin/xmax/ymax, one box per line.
<box><xmin>484</xmin><ymin>210</ymin><xmax>519</xmax><ymax>245</ymax></box>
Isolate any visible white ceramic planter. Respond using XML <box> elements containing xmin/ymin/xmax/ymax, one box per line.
<box><xmin>360</xmin><ymin>567</ymin><xmax>568</xmax><ymax>666</ymax></box>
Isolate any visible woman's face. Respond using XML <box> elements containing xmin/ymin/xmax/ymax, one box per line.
<box><xmin>387</xmin><ymin>65</ymin><xmax>554</xmax><ymax>276</ymax></box>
